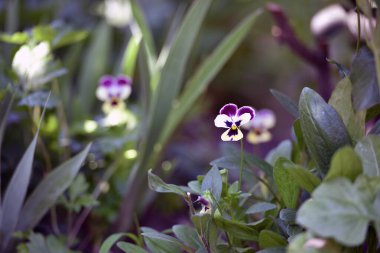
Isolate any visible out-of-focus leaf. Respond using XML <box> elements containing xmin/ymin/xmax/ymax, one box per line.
<box><xmin>351</xmin><ymin>47</ymin><xmax>380</xmax><ymax>111</ymax></box>
<box><xmin>265</xmin><ymin>140</ymin><xmax>292</xmax><ymax>166</ymax></box>
<box><xmin>18</xmin><ymin>91</ymin><xmax>59</xmax><ymax>108</ymax></box>
<box><xmin>201</xmin><ymin>166</ymin><xmax>222</xmax><ymax>201</ymax></box>
<box><xmin>214</xmin><ymin>216</ymin><xmax>259</xmax><ymax>241</ymax></box>
<box><xmin>120</xmin><ymin>35</ymin><xmax>141</xmax><ymax>77</ymax></box>
<box><xmin>355</xmin><ymin>135</ymin><xmax>380</xmax><ymax>176</ymax></box>
<box><xmin>279</xmin><ymin>208</ymin><xmax>297</xmax><ymax>224</ymax></box>
<box><xmin>25</xmin><ymin>233</ymin><xmax>80</xmax><ymax>253</ymax></box>
<box><xmin>296</xmin><ymin>176</ymin><xmax>380</xmax><ymax>246</ymax></box>
<box><xmin>284</xmin><ymin>165</ymin><xmax>320</xmax><ymax>194</ymax></box>
<box><xmin>258</xmin><ymin>230</ymin><xmax>287</xmax><ymax>249</ymax></box>
<box><xmin>172</xmin><ymin>225</ymin><xmax>201</xmax><ymax>249</ymax></box>
<box><xmin>32</xmin><ymin>25</ymin><xmax>56</xmax><ymax>42</ymax></box>
<box><xmin>327</xmin><ymin>58</ymin><xmax>350</xmax><ymax>77</ymax></box>
<box><xmin>288</xmin><ymin>233</ymin><xmax>342</xmax><ymax>253</ymax></box>
<box><xmin>299</xmin><ymin>87</ymin><xmax>351</xmax><ymax>174</ymax></box>
<box><xmin>0</xmin><ymin>32</ymin><xmax>29</xmax><ymax>44</ymax></box>
<box><xmin>273</xmin><ymin>158</ymin><xmax>300</xmax><ymax>209</ymax></box>
<box><xmin>17</xmin><ymin>144</ymin><xmax>91</xmax><ymax>230</ymax></box>
<box><xmin>256</xmin><ymin>248</ymin><xmax>286</xmax><ymax>253</ymax></box>
<box><xmin>161</xmin><ymin>10</ymin><xmax>263</xmax><ymax>146</ymax></box>
<box><xmin>142</xmin><ymin>231</ymin><xmax>185</xmax><ymax>253</ymax></box>
<box><xmin>117</xmin><ymin>242</ymin><xmax>147</xmax><ymax>253</ymax></box>
<box><xmin>77</xmin><ymin>22</ymin><xmax>111</xmax><ymax>114</ymax></box>
<box><xmin>270</xmin><ymin>89</ymin><xmax>299</xmax><ymax>118</ymax></box>
<box><xmin>191</xmin><ymin>213</ymin><xmax>218</xmax><ymax>252</ymax></box>
<box><xmin>52</xmin><ymin>30</ymin><xmax>89</xmax><ymax>49</ymax></box>
<box><xmin>246</xmin><ymin>202</ymin><xmax>277</xmax><ymax>215</ymax></box>
<box><xmin>293</xmin><ymin>119</ymin><xmax>304</xmax><ymax>149</ymax></box>
<box><xmin>99</xmin><ymin>233</ymin><xmax>130</xmax><ymax>253</ymax></box>
<box><xmin>147</xmin><ymin>169</ymin><xmax>187</xmax><ymax>197</ymax></box>
<box><xmin>325</xmin><ymin>146</ymin><xmax>362</xmax><ymax>182</ymax></box>
<box><xmin>328</xmin><ymin>77</ymin><xmax>366</xmax><ymax>140</ymax></box>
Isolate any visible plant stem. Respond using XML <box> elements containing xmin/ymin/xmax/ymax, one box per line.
<box><xmin>238</xmin><ymin>139</ymin><xmax>244</xmax><ymax>191</ymax></box>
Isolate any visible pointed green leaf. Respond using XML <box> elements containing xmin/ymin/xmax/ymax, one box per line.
<box><xmin>17</xmin><ymin>144</ymin><xmax>91</xmax><ymax>230</ymax></box>
<box><xmin>270</xmin><ymin>89</ymin><xmax>298</xmax><ymax>118</ymax></box>
<box><xmin>214</xmin><ymin>216</ymin><xmax>259</xmax><ymax>241</ymax></box>
<box><xmin>258</xmin><ymin>230</ymin><xmax>287</xmax><ymax>249</ymax></box>
<box><xmin>329</xmin><ymin>77</ymin><xmax>366</xmax><ymax>140</ymax></box>
<box><xmin>117</xmin><ymin>242</ymin><xmax>147</xmax><ymax>253</ymax></box>
<box><xmin>285</xmin><ymin>166</ymin><xmax>321</xmax><ymax>194</ymax></box>
<box><xmin>172</xmin><ymin>225</ymin><xmax>201</xmax><ymax>249</ymax></box>
<box><xmin>0</xmin><ymin>32</ymin><xmax>29</xmax><ymax>44</ymax></box>
<box><xmin>99</xmin><ymin>233</ymin><xmax>130</xmax><ymax>253</ymax></box>
<box><xmin>274</xmin><ymin>158</ymin><xmax>300</xmax><ymax>208</ymax></box>
<box><xmin>201</xmin><ymin>166</ymin><xmax>222</xmax><ymax>201</ymax></box>
<box><xmin>299</xmin><ymin>87</ymin><xmax>351</xmax><ymax>174</ymax></box>
<box><xmin>355</xmin><ymin>135</ymin><xmax>380</xmax><ymax>176</ymax></box>
<box><xmin>147</xmin><ymin>169</ymin><xmax>187</xmax><ymax>197</ymax></box>
<box><xmin>325</xmin><ymin>146</ymin><xmax>363</xmax><ymax>182</ymax></box>
<box><xmin>142</xmin><ymin>231</ymin><xmax>185</xmax><ymax>253</ymax></box>
<box><xmin>120</xmin><ymin>35</ymin><xmax>141</xmax><ymax>77</ymax></box>
<box><xmin>246</xmin><ymin>202</ymin><xmax>277</xmax><ymax>215</ymax></box>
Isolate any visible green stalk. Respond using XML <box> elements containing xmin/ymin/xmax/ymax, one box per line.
<box><xmin>238</xmin><ymin>138</ymin><xmax>244</xmax><ymax>191</ymax></box>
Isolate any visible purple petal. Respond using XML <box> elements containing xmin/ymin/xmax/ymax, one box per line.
<box><xmin>220</xmin><ymin>103</ymin><xmax>238</xmax><ymax>117</ymax></box>
<box><xmin>99</xmin><ymin>75</ymin><xmax>114</xmax><ymax>87</ymax></box>
<box><xmin>116</xmin><ymin>75</ymin><xmax>132</xmax><ymax>86</ymax></box>
<box><xmin>237</xmin><ymin>106</ymin><xmax>255</xmax><ymax>120</ymax></box>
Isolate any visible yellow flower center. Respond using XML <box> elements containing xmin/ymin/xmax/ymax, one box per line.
<box><xmin>231</xmin><ymin>125</ymin><xmax>237</xmax><ymax>130</ymax></box>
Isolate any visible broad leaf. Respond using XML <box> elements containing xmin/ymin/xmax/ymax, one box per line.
<box><xmin>172</xmin><ymin>225</ymin><xmax>201</xmax><ymax>249</ymax></box>
<box><xmin>265</xmin><ymin>140</ymin><xmax>292</xmax><ymax>166</ymax></box>
<box><xmin>279</xmin><ymin>208</ymin><xmax>297</xmax><ymax>224</ymax></box>
<box><xmin>147</xmin><ymin>169</ymin><xmax>187</xmax><ymax>197</ymax></box>
<box><xmin>201</xmin><ymin>166</ymin><xmax>222</xmax><ymax>201</ymax></box>
<box><xmin>351</xmin><ymin>47</ymin><xmax>380</xmax><ymax>111</ymax></box>
<box><xmin>142</xmin><ymin>231</ymin><xmax>184</xmax><ymax>253</ymax></box>
<box><xmin>18</xmin><ymin>91</ymin><xmax>59</xmax><ymax>108</ymax></box>
<box><xmin>117</xmin><ymin>242</ymin><xmax>147</xmax><ymax>253</ymax></box>
<box><xmin>328</xmin><ymin>77</ymin><xmax>366</xmax><ymax>140</ymax></box>
<box><xmin>297</xmin><ymin>177</ymin><xmax>380</xmax><ymax>246</ymax></box>
<box><xmin>270</xmin><ymin>89</ymin><xmax>299</xmax><ymax>118</ymax></box>
<box><xmin>119</xmin><ymin>35</ymin><xmax>141</xmax><ymax>77</ymax></box>
<box><xmin>325</xmin><ymin>146</ymin><xmax>362</xmax><ymax>182</ymax></box>
<box><xmin>0</xmin><ymin>32</ymin><xmax>29</xmax><ymax>44</ymax></box>
<box><xmin>246</xmin><ymin>202</ymin><xmax>277</xmax><ymax>215</ymax></box>
<box><xmin>258</xmin><ymin>230</ymin><xmax>287</xmax><ymax>249</ymax></box>
<box><xmin>214</xmin><ymin>216</ymin><xmax>259</xmax><ymax>241</ymax></box>
<box><xmin>99</xmin><ymin>233</ymin><xmax>131</xmax><ymax>253</ymax></box>
<box><xmin>17</xmin><ymin>144</ymin><xmax>91</xmax><ymax>230</ymax></box>
<box><xmin>299</xmin><ymin>87</ymin><xmax>351</xmax><ymax>174</ymax></box>
<box><xmin>355</xmin><ymin>135</ymin><xmax>380</xmax><ymax>176</ymax></box>
<box><xmin>274</xmin><ymin>158</ymin><xmax>300</xmax><ymax>209</ymax></box>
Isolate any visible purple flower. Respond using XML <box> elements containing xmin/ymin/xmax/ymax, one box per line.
<box><xmin>242</xmin><ymin>109</ymin><xmax>276</xmax><ymax>144</ymax></box>
<box><xmin>214</xmin><ymin>103</ymin><xmax>255</xmax><ymax>141</ymax></box>
<box><xmin>96</xmin><ymin>75</ymin><xmax>132</xmax><ymax>107</ymax></box>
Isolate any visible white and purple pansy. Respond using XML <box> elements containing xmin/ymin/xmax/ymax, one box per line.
<box><xmin>243</xmin><ymin>109</ymin><xmax>276</xmax><ymax>144</ymax></box>
<box><xmin>96</xmin><ymin>75</ymin><xmax>132</xmax><ymax>107</ymax></box>
<box><xmin>214</xmin><ymin>103</ymin><xmax>255</xmax><ymax>141</ymax></box>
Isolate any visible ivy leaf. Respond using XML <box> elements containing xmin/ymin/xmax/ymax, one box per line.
<box><xmin>297</xmin><ymin>176</ymin><xmax>380</xmax><ymax>246</ymax></box>
<box><xmin>299</xmin><ymin>87</ymin><xmax>351</xmax><ymax>174</ymax></box>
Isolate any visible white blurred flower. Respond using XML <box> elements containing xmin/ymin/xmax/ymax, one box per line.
<box><xmin>103</xmin><ymin>0</ymin><xmax>132</xmax><ymax>28</ymax></box>
<box><xmin>12</xmin><ymin>42</ymin><xmax>51</xmax><ymax>90</ymax></box>
<box><xmin>242</xmin><ymin>109</ymin><xmax>276</xmax><ymax>144</ymax></box>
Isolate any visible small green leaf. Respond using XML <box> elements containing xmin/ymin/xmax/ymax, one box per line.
<box><xmin>99</xmin><ymin>233</ymin><xmax>130</xmax><ymax>253</ymax></box>
<box><xmin>172</xmin><ymin>225</ymin><xmax>201</xmax><ymax>249</ymax></box>
<box><xmin>120</xmin><ymin>35</ymin><xmax>141</xmax><ymax>77</ymax></box>
<box><xmin>191</xmin><ymin>213</ymin><xmax>218</xmax><ymax>252</ymax></box>
<box><xmin>355</xmin><ymin>135</ymin><xmax>380</xmax><ymax>176</ymax></box>
<box><xmin>214</xmin><ymin>216</ymin><xmax>259</xmax><ymax>241</ymax></box>
<box><xmin>246</xmin><ymin>202</ymin><xmax>277</xmax><ymax>215</ymax></box>
<box><xmin>32</xmin><ymin>25</ymin><xmax>56</xmax><ymax>42</ymax></box>
<box><xmin>258</xmin><ymin>230</ymin><xmax>287</xmax><ymax>249</ymax></box>
<box><xmin>325</xmin><ymin>146</ymin><xmax>363</xmax><ymax>182</ymax></box>
<box><xmin>0</xmin><ymin>32</ymin><xmax>29</xmax><ymax>44</ymax></box>
<box><xmin>17</xmin><ymin>144</ymin><xmax>91</xmax><ymax>230</ymax></box>
<box><xmin>279</xmin><ymin>208</ymin><xmax>297</xmax><ymax>224</ymax></box>
<box><xmin>142</xmin><ymin>231</ymin><xmax>185</xmax><ymax>253</ymax></box>
<box><xmin>117</xmin><ymin>242</ymin><xmax>147</xmax><ymax>253</ymax></box>
<box><xmin>18</xmin><ymin>91</ymin><xmax>59</xmax><ymax>108</ymax></box>
<box><xmin>270</xmin><ymin>89</ymin><xmax>298</xmax><ymax>118</ymax></box>
<box><xmin>52</xmin><ymin>30</ymin><xmax>89</xmax><ymax>49</ymax></box>
<box><xmin>147</xmin><ymin>169</ymin><xmax>187</xmax><ymax>197</ymax></box>
<box><xmin>201</xmin><ymin>166</ymin><xmax>222</xmax><ymax>201</ymax></box>
<box><xmin>299</xmin><ymin>87</ymin><xmax>351</xmax><ymax>174</ymax></box>
<box><xmin>274</xmin><ymin>158</ymin><xmax>300</xmax><ymax>208</ymax></box>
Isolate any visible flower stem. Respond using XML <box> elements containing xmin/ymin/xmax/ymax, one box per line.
<box><xmin>238</xmin><ymin>138</ymin><xmax>244</xmax><ymax>191</ymax></box>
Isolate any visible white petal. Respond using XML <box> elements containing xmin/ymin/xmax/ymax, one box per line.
<box><xmin>247</xmin><ymin>130</ymin><xmax>272</xmax><ymax>144</ymax></box>
<box><xmin>221</xmin><ymin>128</ymin><xmax>243</xmax><ymax>141</ymax></box>
<box><xmin>214</xmin><ymin>114</ymin><xmax>231</xmax><ymax>128</ymax></box>
<box><xmin>96</xmin><ymin>86</ymin><xmax>109</xmax><ymax>101</ymax></box>
<box><xmin>119</xmin><ymin>85</ymin><xmax>132</xmax><ymax>99</ymax></box>
<box><xmin>235</xmin><ymin>113</ymin><xmax>252</xmax><ymax>126</ymax></box>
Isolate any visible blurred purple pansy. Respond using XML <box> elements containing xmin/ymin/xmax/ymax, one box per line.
<box><xmin>242</xmin><ymin>109</ymin><xmax>276</xmax><ymax>144</ymax></box>
<box><xmin>214</xmin><ymin>103</ymin><xmax>255</xmax><ymax>141</ymax></box>
<box><xmin>96</xmin><ymin>75</ymin><xmax>132</xmax><ymax>107</ymax></box>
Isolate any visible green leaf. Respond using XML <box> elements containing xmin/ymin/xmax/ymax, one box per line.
<box><xmin>191</xmin><ymin>214</ymin><xmax>218</xmax><ymax>252</ymax></box>
<box><xmin>32</xmin><ymin>25</ymin><xmax>56</xmax><ymax>42</ymax></box>
<box><xmin>18</xmin><ymin>91</ymin><xmax>59</xmax><ymax>108</ymax></box>
<box><xmin>350</xmin><ymin>47</ymin><xmax>380</xmax><ymax>111</ymax></box>
<box><xmin>279</xmin><ymin>208</ymin><xmax>297</xmax><ymax>224</ymax></box>
<box><xmin>172</xmin><ymin>225</ymin><xmax>201</xmax><ymax>249</ymax></box>
<box><xmin>0</xmin><ymin>32</ymin><xmax>29</xmax><ymax>44</ymax></box>
<box><xmin>274</xmin><ymin>158</ymin><xmax>300</xmax><ymax>208</ymax></box>
<box><xmin>99</xmin><ymin>233</ymin><xmax>130</xmax><ymax>253</ymax></box>
<box><xmin>201</xmin><ymin>166</ymin><xmax>222</xmax><ymax>201</ymax></box>
<box><xmin>296</xmin><ymin>177</ymin><xmax>380</xmax><ymax>246</ymax></box>
<box><xmin>25</xmin><ymin>233</ymin><xmax>79</xmax><ymax>253</ymax></box>
<box><xmin>299</xmin><ymin>87</ymin><xmax>351</xmax><ymax>174</ymax></box>
<box><xmin>52</xmin><ymin>30</ymin><xmax>89</xmax><ymax>49</ymax></box>
<box><xmin>17</xmin><ymin>144</ymin><xmax>91</xmax><ymax>230</ymax></box>
<box><xmin>270</xmin><ymin>89</ymin><xmax>298</xmax><ymax>118</ymax></box>
<box><xmin>284</xmin><ymin>166</ymin><xmax>321</xmax><ymax>194</ymax></box>
<box><xmin>246</xmin><ymin>202</ymin><xmax>277</xmax><ymax>215</ymax></box>
<box><xmin>328</xmin><ymin>77</ymin><xmax>366</xmax><ymax>140</ymax></box>
<box><xmin>147</xmin><ymin>169</ymin><xmax>187</xmax><ymax>197</ymax></box>
<box><xmin>355</xmin><ymin>135</ymin><xmax>380</xmax><ymax>176</ymax></box>
<box><xmin>120</xmin><ymin>35</ymin><xmax>141</xmax><ymax>77</ymax></box>
<box><xmin>161</xmin><ymin>9</ymin><xmax>263</xmax><ymax>146</ymax></box>
<box><xmin>117</xmin><ymin>242</ymin><xmax>147</xmax><ymax>253</ymax></box>
<box><xmin>142</xmin><ymin>231</ymin><xmax>185</xmax><ymax>253</ymax></box>
<box><xmin>287</xmin><ymin>233</ymin><xmax>341</xmax><ymax>253</ymax></box>
<box><xmin>214</xmin><ymin>216</ymin><xmax>259</xmax><ymax>241</ymax></box>
<box><xmin>256</xmin><ymin>248</ymin><xmax>286</xmax><ymax>253</ymax></box>
<box><xmin>265</xmin><ymin>140</ymin><xmax>292</xmax><ymax>166</ymax></box>
<box><xmin>142</xmin><ymin>0</ymin><xmax>212</xmax><ymax>161</ymax></box>
<box><xmin>327</xmin><ymin>58</ymin><xmax>350</xmax><ymax>77</ymax></box>
<box><xmin>258</xmin><ymin>230</ymin><xmax>287</xmax><ymax>249</ymax></box>
<box><xmin>77</xmin><ymin>22</ymin><xmax>111</xmax><ymax>114</ymax></box>
<box><xmin>0</xmin><ymin>133</ymin><xmax>38</xmax><ymax>246</ymax></box>
<box><xmin>325</xmin><ymin>146</ymin><xmax>363</xmax><ymax>182</ymax></box>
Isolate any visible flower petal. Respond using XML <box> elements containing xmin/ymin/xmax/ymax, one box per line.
<box><xmin>219</xmin><ymin>103</ymin><xmax>238</xmax><ymax>117</ymax></box>
<box><xmin>116</xmin><ymin>75</ymin><xmax>132</xmax><ymax>86</ymax></box>
<box><xmin>99</xmin><ymin>75</ymin><xmax>114</xmax><ymax>87</ymax></box>
<box><xmin>96</xmin><ymin>86</ymin><xmax>109</xmax><ymax>101</ymax></box>
<box><xmin>252</xmin><ymin>109</ymin><xmax>276</xmax><ymax>129</ymax></box>
<box><xmin>237</xmin><ymin>106</ymin><xmax>255</xmax><ymax>120</ymax></box>
<box><xmin>235</xmin><ymin>113</ymin><xmax>252</xmax><ymax>127</ymax></box>
<box><xmin>214</xmin><ymin>114</ymin><xmax>232</xmax><ymax>128</ymax></box>
<box><xmin>247</xmin><ymin>130</ymin><xmax>272</xmax><ymax>144</ymax></box>
<box><xmin>221</xmin><ymin>128</ymin><xmax>243</xmax><ymax>141</ymax></box>
<box><xmin>119</xmin><ymin>85</ymin><xmax>132</xmax><ymax>99</ymax></box>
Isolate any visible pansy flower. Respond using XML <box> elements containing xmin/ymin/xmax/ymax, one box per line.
<box><xmin>214</xmin><ymin>103</ymin><xmax>255</xmax><ymax>141</ymax></box>
<box><xmin>243</xmin><ymin>109</ymin><xmax>276</xmax><ymax>144</ymax></box>
<box><xmin>96</xmin><ymin>75</ymin><xmax>132</xmax><ymax>108</ymax></box>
